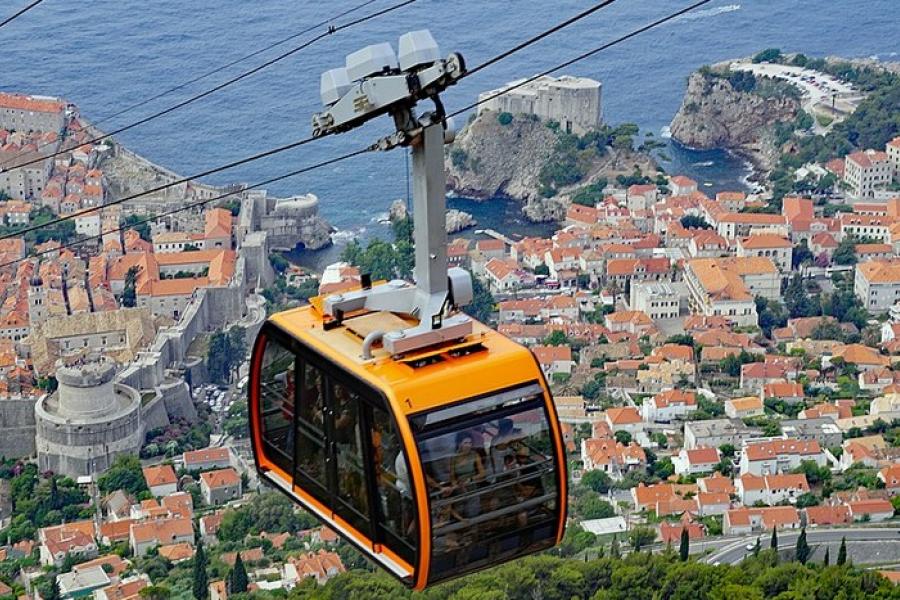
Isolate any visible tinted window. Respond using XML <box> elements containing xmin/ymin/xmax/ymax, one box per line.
<box><xmin>414</xmin><ymin>385</ymin><xmax>558</xmax><ymax>582</ymax></box>
<box><xmin>295</xmin><ymin>361</ymin><xmax>328</xmax><ymax>499</ymax></box>
<box><xmin>332</xmin><ymin>380</ymin><xmax>370</xmax><ymax>535</ymax></box>
<box><xmin>259</xmin><ymin>338</ymin><xmax>294</xmax><ymax>473</ymax></box>
<box><xmin>372</xmin><ymin>405</ymin><xmax>417</xmax><ymax>564</ymax></box>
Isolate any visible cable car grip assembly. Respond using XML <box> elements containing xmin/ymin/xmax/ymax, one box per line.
<box><xmin>311</xmin><ymin>31</ymin><xmax>474</xmax><ymax>357</ymax></box>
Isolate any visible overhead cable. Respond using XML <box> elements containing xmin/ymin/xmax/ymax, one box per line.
<box><xmin>0</xmin><ymin>0</ymin><xmax>417</xmax><ymax>171</ymax></box>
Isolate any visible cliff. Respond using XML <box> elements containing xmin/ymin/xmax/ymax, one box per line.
<box><xmin>446</xmin><ymin>112</ymin><xmax>656</xmax><ymax>221</ymax></box>
<box><xmin>447</xmin><ymin>112</ymin><xmax>557</xmax><ymax>202</ymax></box>
<box><xmin>670</xmin><ymin>70</ymin><xmax>800</xmax><ymax>172</ymax></box>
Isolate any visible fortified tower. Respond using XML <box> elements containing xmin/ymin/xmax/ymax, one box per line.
<box><xmin>27</xmin><ymin>276</ymin><xmax>48</xmax><ymax>329</ymax></box>
<box><xmin>34</xmin><ymin>355</ymin><xmax>143</xmax><ymax>477</ymax></box>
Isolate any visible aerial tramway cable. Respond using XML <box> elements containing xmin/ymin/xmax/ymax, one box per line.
<box><xmin>91</xmin><ymin>0</ymin><xmax>380</xmax><ymax>129</ymax></box>
<box><xmin>1</xmin><ymin>0</ymin><xmax>713</xmax><ymax>249</ymax></box>
<box><xmin>0</xmin><ymin>0</ymin><xmax>45</xmax><ymax>31</ymax></box>
<box><xmin>0</xmin><ymin>147</ymin><xmax>375</xmax><ymax>270</ymax></box>
<box><xmin>448</xmin><ymin>0</ymin><xmax>714</xmax><ymax>118</ymax></box>
<box><xmin>0</xmin><ymin>0</ymin><xmax>418</xmax><ymax>171</ymax></box>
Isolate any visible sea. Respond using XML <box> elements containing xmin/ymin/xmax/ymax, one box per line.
<box><xmin>3</xmin><ymin>0</ymin><xmax>899</xmax><ymax>268</ymax></box>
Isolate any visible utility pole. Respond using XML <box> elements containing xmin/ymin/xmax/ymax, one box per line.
<box><xmin>311</xmin><ymin>31</ymin><xmax>474</xmax><ymax>357</ymax></box>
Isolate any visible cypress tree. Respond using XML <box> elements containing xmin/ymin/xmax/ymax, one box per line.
<box><xmin>46</xmin><ymin>576</ymin><xmax>60</xmax><ymax>600</ymax></box>
<box><xmin>679</xmin><ymin>528</ymin><xmax>690</xmax><ymax>562</ymax></box>
<box><xmin>753</xmin><ymin>537</ymin><xmax>761</xmax><ymax>557</ymax></box>
<box><xmin>610</xmin><ymin>535</ymin><xmax>621</xmax><ymax>559</ymax></box>
<box><xmin>193</xmin><ymin>538</ymin><xmax>208</xmax><ymax>600</ymax></box>
<box><xmin>823</xmin><ymin>546</ymin><xmax>830</xmax><ymax>566</ymax></box>
<box><xmin>229</xmin><ymin>552</ymin><xmax>248</xmax><ymax>594</ymax></box>
<box><xmin>795</xmin><ymin>527</ymin><xmax>810</xmax><ymax>564</ymax></box>
<box><xmin>770</xmin><ymin>527</ymin><xmax>778</xmax><ymax>549</ymax></box>
<box><xmin>837</xmin><ymin>536</ymin><xmax>847</xmax><ymax>566</ymax></box>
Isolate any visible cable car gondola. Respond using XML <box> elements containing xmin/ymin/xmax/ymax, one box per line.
<box><xmin>248</xmin><ymin>30</ymin><xmax>566</xmax><ymax>589</ymax></box>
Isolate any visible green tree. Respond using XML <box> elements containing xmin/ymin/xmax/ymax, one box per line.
<box><xmin>753</xmin><ymin>537</ymin><xmax>761</xmax><ymax>557</ymax></box>
<box><xmin>97</xmin><ymin>455</ymin><xmax>148</xmax><ymax>496</ymax></box>
<box><xmin>679</xmin><ymin>528</ymin><xmax>689</xmax><ymax>561</ymax></box>
<box><xmin>795</xmin><ymin>528</ymin><xmax>810</xmax><ymax>564</ymax></box>
<box><xmin>833</xmin><ymin>237</ymin><xmax>857</xmax><ymax>265</ymax></box>
<box><xmin>206</xmin><ymin>331</ymin><xmax>230</xmax><ymax>384</ymax></box>
<box><xmin>575</xmin><ymin>492</ymin><xmax>615</xmax><ymax>519</ymax></box>
<box><xmin>544</xmin><ymin>330</ymin><xmax>571</xmax><ymax>347</ymax></box>
<box><xmin>268</xmin><ymin>253</ymin><xmax>290</xmax><ymax>275</ymax></box>
<box><xmin>122</xmin><ymin>266</ymin><xmax>139</xmax><ymax>308</ymax></box>
<box><xmin>229</xmin><ymin>553</ymin><xmax>248</xmax><ymax>594</ymax></box>
<box><xmin>193</xmin><ymin>537</ymin><xmax>208</xmax><ymax>600</ymax></box>
<box><xmin>628</xmin><ymin>526</ymin><xmax>656</xmax><ymax>551</ymax></box>
<box><xmin>614</xmin><ymin>430</ymin><xmax>632</xmax><ymax>445</ymax></box>
<box><xmin>770</xmin><ymin>528</ymin><xmax>778</xmax><ymax>550</ymax></box>
<box><xmin>753</xmin><ymin>48</ymin><xmax>783</xmax><ymax>63</ymax></box>
<box><xmin>755</xmin><ymin>296</ymin><xmax>788</xmax><ymax>337</ymax></box>
<box><xmin>610</xmin><ymin>535</ymin><xmax>621</xmax><ymax>559</ymax></box>
<box><xmin>679</xmin><ymin>215</ymin><xmax>712</xmax><ymax>230</ymax></box>
<box><xmin>823</xmin><ymin>546</ymin><xmax>830</xmax><ymax>566</ymax></box>
<box><xmin>837</xmin><ymin>536</ymin><xmax>847</xmax><ymax>565</ymax></box>
<box><xmin>46</xmin><ymin>576</ymin><xmax>59</xmax><ymax>600</ymax></box>
<box><xmin>579</xmin><ymin>470</ymin><xmax>612</xmax><ymax>494</ymax></box>
<box><xmin>464</xmin><ymin>276</ymin><xmax>495</xmax><ymax>323</ymax></box>
<box><xmin>784</xmin><ymin>274</ymin><xmax>820</xmax><ymax>318</ymax></box>
<box><xmin>497</xmin><ymin>112</ymin><xmax>514</xmax><ymax>126</ymax></box>
<box><xmin>139</xmin><ymin>586</ymin><xmax>170</xmax><ymax>600</ymax></box>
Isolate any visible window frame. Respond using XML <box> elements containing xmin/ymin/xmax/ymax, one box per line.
<box><xmin>409</xmin><ymin>380</ymin><xmax>562</xmax><ymax>584</ymax></box>
<box><xmin>253</xmin><ymin>322</ymin><xmax>419</xmax><ymax>565</ymax></box>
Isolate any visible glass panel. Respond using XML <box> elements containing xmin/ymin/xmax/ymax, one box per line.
<box><xmin>296</xmin><ymin>362</ymin><xmax>328</xmax><ymax>496</ymax></box>
<box><xmin>371</xmin><ymin>406</ymin><xmax>417</xmax><ymax>564</ymax></box>
<box><xmin>415</xmin><ymin>388</ymin><xmax>558</xmax><ymax>583</ymax></box>
<box><xmin>259</xmin><ymin>338</ymin><xmax>294</xmax><ymax>473</ymax></box>
<box><xmin>332</xmin><ymin>380</ymin><xmax>370</xmax><ymax>534</ymax></box>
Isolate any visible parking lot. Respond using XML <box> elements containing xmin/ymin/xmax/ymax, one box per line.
<box><xmin>730</xmin><ymin>60</ymin><xmax>866</xmax><ymax>133</ymax></box>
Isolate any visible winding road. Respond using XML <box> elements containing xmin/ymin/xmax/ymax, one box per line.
<box><xmin>704</xmin><ymin>527</ymin><xmax>900</xmax><ymax>565</ymax></box>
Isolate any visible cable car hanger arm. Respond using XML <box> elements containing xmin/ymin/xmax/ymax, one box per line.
<box><xmin>309</xmin><ymin>32</ymin><xmax>474</xmax><ymax>357</ymax></box>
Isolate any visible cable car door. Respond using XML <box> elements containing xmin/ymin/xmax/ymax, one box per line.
<box><xmin>294</xmin><ymin>351</ymin><xmax>373</xmax><ymax>541</ymax></box>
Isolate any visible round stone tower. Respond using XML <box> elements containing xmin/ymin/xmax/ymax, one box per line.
<box><xmin>35</xmin><ymin>356</ymin><xmax>144</xmax><ymax>477</ymax></box>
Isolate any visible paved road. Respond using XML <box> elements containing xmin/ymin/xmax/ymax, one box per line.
<box><xmin>705</xmin><ymin>527</ymin><xmax>900</xmax><ymax>565</ymax></box>
<box><xmin>729</xmin><ymin>61</ymin><xmax>865</xmax><ymax>134</ymax></box>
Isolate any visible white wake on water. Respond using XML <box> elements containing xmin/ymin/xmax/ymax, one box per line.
<box><xmin>675</xmin><ymin>4</ymin><xmax>740</xmax><ymax>22</ymax></box>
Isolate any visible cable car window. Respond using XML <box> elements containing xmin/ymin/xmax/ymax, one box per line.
<box><xmin>295</xmin><ymin>361</ymin><xmax>328</xmax><ymax>498</ymax></box>
<box><xmin>413</xmin><ymin>385</ymin><xmax>559</xmax><ymax>583</ymax></box>
<box><xmin>331</xmin><ymin>380</ymin><xmax>370</xmax><ymax>534</ymax></box>
<box><xmin>259</xmin><ymin>338</ymin><xmax>294</xmax><ymax>473</ymax></box>
<box><xmin>371</xmin><ymin>405</ymin><xmax>416</xmax><ymax>564</ymax></box>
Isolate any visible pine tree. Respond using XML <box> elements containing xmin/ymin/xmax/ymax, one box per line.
<box><xmin>679</xmin><ymin>528</ymin><xmax>690</xmax><ymax>562</ymax></box>
<box><xmin>610</xmin><ymin>535</ymin><xmax>621</xmax><ymax>559</ymax></box>
<box><xmin>45</xmin><ymin>576</ymin><xmax>60</xmax><ymax>600</ymax></box>
<box><xmin>753</xmin><ymin>537</ymin><xmax>761</xmax><ymax>557</ymax></box>
<box><xmin>770</xmin><ymin>527</ymin><xmax>778</xmax><ymax>549</ymax></box>
<box><xmin>193</xmin><ymin>538</ymin><xmax>208</xmax><ymax>600</ymax></box>
<box><xmin>837</xmin><ymin>536</ymin><xmax>847</xmax><ymax>566</ymax></box>
<box><xmin>229</xmin><ymin>553</ymin><xmax>248</xmax><ymax>594</ymax></box>
<box><xmin>823</xmin><ymin>546</ymin><xmax>830</xmax><ymax>566</ymax></box>
<box><xmin>795</xmin><ymin>527</ymin><xmax>810</xmax><ymax>564</ymax></box>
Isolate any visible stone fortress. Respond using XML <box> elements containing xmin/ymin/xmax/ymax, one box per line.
<box><xmin>34</xmin><ymin>356</ymin><xmax>143</xmax><ymax>477</ymax></box>
<box><xmin>477</xmin><ymin>74</ymin><xmax>602</xmax><ymax>135</ymax></box>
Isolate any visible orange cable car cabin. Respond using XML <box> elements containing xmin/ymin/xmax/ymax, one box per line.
<box><xmin>248</xmin><ymin>300</ymin><xmax>567</xmax><ymax>589</ymax></box>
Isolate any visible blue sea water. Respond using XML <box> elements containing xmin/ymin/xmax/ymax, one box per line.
<box><xmin>2</xmin><ymin>0</ymin><xmax>898</xmax><ymax>263</ymax></box>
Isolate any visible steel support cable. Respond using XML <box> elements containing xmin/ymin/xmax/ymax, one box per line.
<box><xmin>0</xmin><ymin>0</ymin><xmax>417</xmax><ymax>171</ymax></box>
<box><xmin>92</xmin><ymin>0</ymin><xmax>379</xmax><ymax>128</ymax></box>
<box><xmin>5</xmin><ymin>0</ymin><xmax>712</xmax><ymax>244</ymax></box>
<box><xmin>449</xmin><ymin>0</ymin><xmax>714</xmax><ymax>119</ymax></box>
<box><xmin>0</xmin><ymin>146</ymin><xmax>374</xmax><ymax>270</ymax></box>
<box><xmin>0</xmin><ymin>0</ymin><xmax>45</xmax><ymax>30</ymax></box>
<box><xmin>0</xmin><ymin>135</ymin><xmax>334</xmax><ymax>241</ymax></box>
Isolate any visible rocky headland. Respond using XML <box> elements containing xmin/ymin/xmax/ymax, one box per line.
<box><xmin>446</xmin><ymin>111</ymin><xmax>657</xmax><ymax>222</ymax></box>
